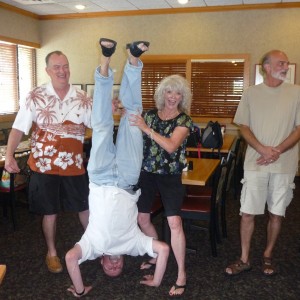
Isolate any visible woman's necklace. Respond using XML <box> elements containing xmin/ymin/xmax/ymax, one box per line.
<box><xmin>160</xmin><ymin>110</ymin><xmax>179</xmax><ymax>121</ymax></box>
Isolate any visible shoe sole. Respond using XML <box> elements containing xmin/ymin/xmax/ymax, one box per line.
<box><xmin>0</xmin><ymin>265</ymin><xmax>7</xmax><ymax>285</ymax></box>
<box><xmin>48</xmin><ymin>268</ymin><xmax>63</xmax><ymax>273</ymax></box>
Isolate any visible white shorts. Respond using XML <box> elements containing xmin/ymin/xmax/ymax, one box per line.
<box><xmin>240</xmin><ymin>171</ymin><xmax>295</xmax><ymax>216</ymax></box>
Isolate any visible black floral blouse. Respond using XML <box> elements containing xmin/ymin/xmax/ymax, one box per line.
<box><xmin>141</xmin><ymin>109</ymin><xmax>193</xmax><ymax>175</ymax></box>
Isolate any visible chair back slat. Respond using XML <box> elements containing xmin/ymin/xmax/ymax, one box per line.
<box><xmin>215</xmin><ymin>165</ymin><xmax>227</xmax><ymax>205</ymax></box>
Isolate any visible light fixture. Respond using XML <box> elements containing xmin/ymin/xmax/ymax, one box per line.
<box><xmin>178</xmin><ymin>0</ymin><xmax>189</xmax><ymax>5</ymax></box>
<box><xmin>75</xmin><ymin>4</ymin><xmax>85</xmax><ymax>10</ymax></box>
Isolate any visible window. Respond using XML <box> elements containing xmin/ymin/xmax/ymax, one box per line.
<box><xmin>191</xmin><ymin>60</ymin><xmax>244</xmax><ymax>117</ymax></box>
<box><xmin>0</xmin><ymin>41</ymin><xmax>36</xmax><ymax>114</ymax></box>
<box><xmin>142</xmin><ymin>55</ymin><xmax>249</xmax><ymax>118</ymax></box>
<box><xmin>142</xmin><ymin>62</ymin><xmax>186</xmax><ymax>111</ymax></box>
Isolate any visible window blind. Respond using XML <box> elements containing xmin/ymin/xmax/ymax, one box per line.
<box><xmin>141</xmin><ymin>62</ymin><xmax>187</xmax><ymax>111</ymax></box>
<box><xmin>142</xmin><ymin>58</ymin><xmax>245</xmax><ymax>117</ymax></box>
<box><xmin>0</xmin><ymin>43</ymin><xmax>18</xmax><ymax>113</ymax></box>
<box><xmin>0</xmin><ymin>42</ymin><xmax>36</xmax><ymax>114</ymax></box>
<box><xmin>191</xmin><ymin>61</ymin><xmax>244</xmax><ymax>117</ymax></box>
<box><xmin>18</xmin><ymin>46</ymin><xmax>37</xmax><ymax>103</ymax></box>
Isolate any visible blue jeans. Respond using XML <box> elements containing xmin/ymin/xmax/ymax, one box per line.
<box><xmin>87</xmin><ymin>60</ymin><xmax>143</xmax><ymax>189</ymax></box>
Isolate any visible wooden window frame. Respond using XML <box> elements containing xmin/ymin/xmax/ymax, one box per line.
<box><xmin>142</xmin><ymin>54</ymin><xmax>250</xmax><ymax>122</ymax></box>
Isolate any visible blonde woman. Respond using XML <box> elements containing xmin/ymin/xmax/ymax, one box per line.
<box><xmin>133</xmin><ymin>75</ymin><xmax>193</xmax><ymax>298</ymax></box>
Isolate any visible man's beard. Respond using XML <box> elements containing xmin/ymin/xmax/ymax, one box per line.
<box><xmin>271</xmin><ymin>70</ymin><xmax>287</xmax><ymax>81</ymax></box>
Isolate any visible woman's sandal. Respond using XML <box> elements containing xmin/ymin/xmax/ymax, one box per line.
<box><xmin>262</xmin><ymin>256</ymin><xmax>277</xmax><ymax>276</ymax></box>
<box><xmin>99</xmin><ymin>38</ymin><xmax>117</xmax><ymax>57</ymax></box>
<box><xmin>225</xmin><ymin>259</ymin><xmax>252</xmax><ymax>276</ymax></box>
<box><xmin>169</xmin><ymin>283</ymin><xmax>186</xmax><ymax>298</ymax></box>
<box><xmin>126</xmin><ymin>41</ymin><xmax>150</xmax><ymax>57</ymax></box>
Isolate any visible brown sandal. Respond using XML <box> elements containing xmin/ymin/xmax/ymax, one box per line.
<box><xmin>225</xmin><ymin>259</ymin><xmax>252</xmax><ymax>276</ymax></box>
<box><xmin>262</xmin><ymin>257</ymin><xmax>277</xmax><ymax>276</ymax></box>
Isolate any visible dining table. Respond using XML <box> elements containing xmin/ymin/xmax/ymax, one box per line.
<box><xmin>186</xmin><ymin>134</ymin><xmax>236</xmax><ymax>155</ymax></box>
<box><xmin>182</xmin><ymin>157</ymin><xmax>220</xmax><ymax>186</ymax></box>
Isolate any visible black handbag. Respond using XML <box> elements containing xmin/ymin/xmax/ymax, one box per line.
<box><xmin>186</xmin><ymin>125</ymin><xmax>201</xmax><ymax>148</ymax></box>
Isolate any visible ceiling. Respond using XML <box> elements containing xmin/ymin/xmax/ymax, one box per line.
<box><xmin>0</xmin><ymin>0</ymin><xmax>299</xmax><ymax>17</ymax></box>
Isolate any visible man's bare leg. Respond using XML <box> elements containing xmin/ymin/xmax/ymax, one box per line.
<box><xmin>240</xmin><ymin>213</ymin><xmax>255</xmax><ymax>264</ymax></box>
<box><xmin>225</xmin><ymin>213</ymin><xmax>254</xmax><ymax>275</ymax></box>
<box><xmin>262</xmin><ymin>212</ymin><xmax>282</xmax><ymax>275</ymax></box>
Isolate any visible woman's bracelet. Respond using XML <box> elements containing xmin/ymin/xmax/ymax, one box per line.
<box><xmin>148</xmin><ymin>128</ymin><xmax>154</xmax><ymax>140</ymax></box>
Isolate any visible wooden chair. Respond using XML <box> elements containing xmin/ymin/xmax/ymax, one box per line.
<box><xmin>232</xmin><ymin>137</ymin><xmax>246</xmax><ymax>200</ymax></box>
<box><xmin>182</xmin><ymin>160</ymin><xmax>228</xmax><ymax>257</ymax></box>
<box><xmin>0</xmin><ymin>150</ymin><xmax>31</xmax><ymax>230</ymax></box>
<box><xmin>226</xmin><ymin>138</ymin><xmax>241</xmax><ymax>198</ymax></box>
<box><xmin>220</xmin><ymin>152</ymin><xmax>234</xmax><ymax>238</ymax></box>
<box><xmin>0</xmin><ymin>128</ymin><xmax>11</xmax><ymax>146</ymax></box>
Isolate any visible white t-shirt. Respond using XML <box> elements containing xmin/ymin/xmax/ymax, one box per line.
<box><xmin>78</xmin><ymin>184</ymin><xmax>156</xmax><ymax>264</ymax></box>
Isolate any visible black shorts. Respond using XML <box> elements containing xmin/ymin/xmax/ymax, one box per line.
<box><xmin>28</xmin><ymin>172</ymin><xmax>89</xmax><ymax>215</ymax></box>
<box><xmin>137</xmin><ymin>171</ymin><xmax>184</xmax><ymax>216</ymax></box>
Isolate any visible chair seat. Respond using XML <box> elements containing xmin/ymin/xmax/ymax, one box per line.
<box><xmin>0</xmin><ymin>183</ymin><xmax>27</xmax><ymax>193</ymax></box>
<box><xmin>181</xmin><ymin>196</ymin><xmax>211</xmax><ymax>213</ymax></box>
<box><xmin>1</xmin><ymin>150</ymin><xmax>30</xmax><ymax>230</ymax></box>
<box><xmin>186</xmin><ymin>185</ymin><xmax>212</xmax><ymax>198</ymax></box>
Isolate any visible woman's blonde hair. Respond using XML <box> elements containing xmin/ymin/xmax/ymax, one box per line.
<box><xmin>154</xmin><ymin>75</ymin><xmax>192</xmax><ymax>114</ymax></box>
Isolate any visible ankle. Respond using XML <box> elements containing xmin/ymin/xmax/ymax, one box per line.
<box><xmin>127</xmin><ymin>53</ymin><xmax>139</xmax><ymax>66</ymax></box>
<box><xmin>75</xmin><ymin>288</ymin><xmax>85</xmax><ymax>297</ymax></box>
<box><xmin>240</xmin><ymin>257</ymin><xmax>250</xmax><ymax>264</ymax></box>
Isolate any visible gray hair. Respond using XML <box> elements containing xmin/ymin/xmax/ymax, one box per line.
<box><xmin>260</xmin><ymin>50</ymin><xmax>286</xmax><ymax>74</ymax></box>
<box><xmin>154</xmin><ymin>75</ymin><xmax>192</xmax><ymax>114</ymax></box>
<box><xmin>45</xmin><ymin>50</ymin><xmax>66</xmax><ymax>66</ymax></box>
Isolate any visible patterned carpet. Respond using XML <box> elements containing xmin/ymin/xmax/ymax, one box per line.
<box><xmin>0</xmin><ymin>178</ymin><xmax>300</xmax><ymax>299</ymax></box>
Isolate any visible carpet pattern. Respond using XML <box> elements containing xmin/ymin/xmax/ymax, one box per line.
<box><xmin>0</xmin><ymin>178</ymin><xmax>300</xmax><ymax>299</ymax></box>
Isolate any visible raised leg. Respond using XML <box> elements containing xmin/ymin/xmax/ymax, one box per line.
<box><xmin>87</xmin><ymin>40</ymin><xmax>116</xmax><ymax>185</ymax></box>
<box><xmin>115</xmin><ymin>42</ymin><xmax>149</xmax><ymax>188</ymax></box>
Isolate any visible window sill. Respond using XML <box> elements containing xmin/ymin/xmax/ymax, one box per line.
<box><xmin>0</xmin><ymin>113</ymin><xmax>17</xmax><ymax>123</ymax></box>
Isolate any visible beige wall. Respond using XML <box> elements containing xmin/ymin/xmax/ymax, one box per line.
<box><xmin>35</xmin><ymin>8</ymin><xmax>300</xmax><ymax>86</ymax></box>
<box><xmin>1</xmin><ymin>7</ymin><xmax>300</xmax><ymax>87</ymax></box>
<box><xmin>0</xmin><ymin>8</ymin><xmax>40</xmax><ymax>45</ymax></box>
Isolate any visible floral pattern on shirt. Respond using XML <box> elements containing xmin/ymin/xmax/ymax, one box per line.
<box><xmin>23</xmin><ymin>84</ymin><xmax>92</xmax><ymax>175</ymax></box>
<box><xmin>142</xmin><ymin>109</ymin><xmax>193</xmax><ymax>175</ymax></box>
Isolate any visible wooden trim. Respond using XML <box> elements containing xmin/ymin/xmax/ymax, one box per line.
<box><xmin>143</xmin><ymin>54</ymin><xmax>250</xmax><ymax>61</ymax></box>
<box><xmin>143</xmin><ymin>53</ymin><xmax>250</xmax><ymax>90</ymax></box>
<box><xmin>0</xmin><ymin>2</ymin><xmax>39</xmax><ymax>19</ymax></box>
<box><xmin>39</xmin><ymin>3</ymin><xmax>300</xmax><ymax>20</ymax></box>
<box><xmin>191</xmin><ymin>116</ymin><xmax>233</xmax><ymax>125</ymax></box>
<box><xmin>1</xmin><ymin>1</ymin><xmax>299</xmax><ymax>21</ymax></box>
<box><xmin>0</xmin><ymin>35</ymin><xmax>40</xmax><ymax>48</ymax></box>
<box><xmin>0</xmin><ymin>113</ymin><xmax>17</xmax><ymax>123</ymax></box>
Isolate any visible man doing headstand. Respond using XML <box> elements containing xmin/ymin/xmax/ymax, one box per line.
<box><xmin>65</xmin><ymin>38</ymin><xmax>169</xmax><ymax>298</ymax></box>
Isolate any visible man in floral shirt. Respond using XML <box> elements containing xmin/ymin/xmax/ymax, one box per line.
<box><xmin>5</xmin><ymin>50</ymin><xmax>92</xmax><ymax>274</ymax></box>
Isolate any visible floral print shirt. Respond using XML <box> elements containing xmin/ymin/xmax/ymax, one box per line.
<box><xmin>13</xmin><ymin>83</ymin><xmax>92</xmax><ymax>176</ymax></box>
<box><xmin>142</xmin><ymin>109</ymin><xmax>193</xmax><ymax>175</ymax></box>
